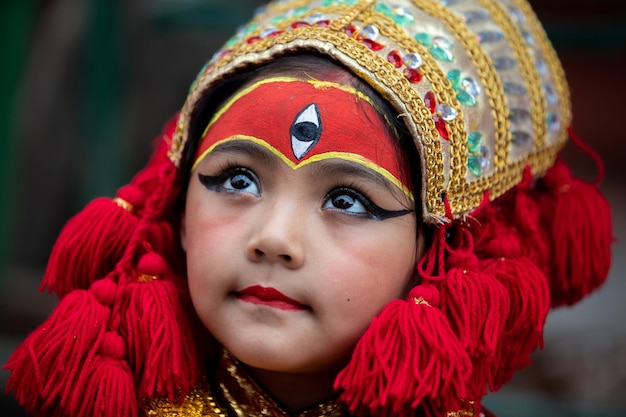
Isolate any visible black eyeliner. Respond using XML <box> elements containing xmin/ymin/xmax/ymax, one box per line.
<box><xmin>329</xmin><ymin>187</ymin><xmax>413</xmax><ymax>221</ymax></box>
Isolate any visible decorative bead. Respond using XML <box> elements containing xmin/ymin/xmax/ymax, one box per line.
<box><xmin>424</xmin><ymin>91</ymin><xmax>437</xmax><ymax>113</ymax></box>
<box><xmin>440</xmin><ymin>0</ymin><xmax>461</xmax><ymax>6</ymax></box>
<box><xmin>544</xmin><ymin>84</ymin><xmax>558</xmax><ymax>104</ymax></box>
<box><xmin>271</xmin><ymin>15</ymin><xmax>286</xmax><ymax>24</ymax></box>
<box><xmin>536</xmin><ymin>57</ymin><xmax>548</xmax><ymax>76</ymax></box>
<box><xmin>344</xmin><ymin>24</ymin><xmax>358</xmax><ymax>37</ymax></box>
<box><xmin>477</xmin><ymin>30</ymin><xmax>504</xmax><ymax>43</ymax></box>
<box><xmin>362</xmin><ymin>39</ymin><xmax>385</xmax><ymax>51</ymax></box>
<box><xmin>457</xmin><ymin>90</ymin><xmax>477</xmax><ymax>107</ymax></box>
<box><xmin>468</xmin><ymin>154</ymin><xmax>482</xmax><ymax>176</ymax></box>
<box><xmin>387</xmin><ymin>50</ymin><xmax>403</xmax><ymax>68</ymax></box>
<box><xmin>433</xmin><ymin>115</ymin><xmax>450</xmax><ymax>140</ymax></box>
<box><xmin>493</xmin><ymin>56</ymin><xmax>517</xmax><ymax>71</ymax></box>
<box><xmin>404</xmin><ymin>68</ymin><xmax>423</xmax><ymax>83</ymax></box>
<box><xmin>512</xmin><ymin>130</ymin><xmax>532</xmax><ymax>146</ymax></box>
<box><xmin>430</xmin><ymin>45</ymin><xmax>453</xmax><ymax>62</ymax></box>
<box><xmin>308</xmin><ymin>13</ymin><xmax>326</xmax><ymax>24</ymax></box>
<box><xmin>260</xmin><ymin>27</ymin><xmax>279</xmax><ymax>39</ymax></box>
<box><xmin>447</xmin><ymin>69</ymin><xmax>461</xmax><ymax>89</ymax></box>
<box><xmin>468</xmin><ymin>131</ymin><xmax>482</xmax><ymax>152</ymax></box>
<box><xmin>360</xmin><ymin>24</ymin><xmax>379</xmax><ymax>40</ymax></box>
<box><xmin>375</xmin><ymin>3</ymin><xmax>392</xmax><ymax>15</ymax></box>
<box><xmin>414</xmin><ymin>32</ymin><xmax>433</xmax><ymax>47</ymax></box>
<box><xmin>504</xmin><ymin>82</ymin><xmax>527</xmax><ymax>96</ymax></box>
<box><xmin>315</xmin><ymin>20</ymin><xmax>330</xmax><ymax>28</ymax></box>
<box><xmin>547</xmin><ymin>113</ymin><xmax>560</xmax><ymax>131</ymax></box>
<box><xmin>508</xmin><ymin>6</ymin><xmax>526</xmax><ymax>24</ymax></box>
<box><xmin>463</xmin><ymin>10</ymin><xmax>489</xmax><ymax>24</ymax></box>
<box><xmin>438</xmin><ymin>104</ymin><xmax>458</xmax><ymax>121</ymax></box>
<box><xmin>246</xmin><ymin>36</ymin><xmax>261</xmax><ymax>44</ymax></box>
<box><xmin>392</xmin><ymin>6</ymin><xmax>415</xmax><ymax>26</ymax></box>
<box><xmin>403</xmin><ymin>52</ymin><xmax>423</xmax><ymax>69</ymax></box>
<box><xmin>509</xmin><ymin>108</ymin><xmax>531</xmax><ymax>123</ymax></box>
<box><xmin>522</xmin><ymin>31</ymin><xmax>535</xmax><ymax>46</ymax></box>
<box><xmin>433</xmin><ymin>36</ymin><xmax>453</xmax><ymax>49</ymax></box>
<box><xmin>292</xmin><ymin>21</ymin><xmax>311</xmax><ymax>29</ymax></box>
<box><xmin>461</xmin><ymin>77</ymin><xmax>480</xmax><ymax>97</ymax></box>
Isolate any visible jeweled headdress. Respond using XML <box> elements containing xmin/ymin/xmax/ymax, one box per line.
<box><xmin>171</xmin><ymin>0</ymin><xmax>571</xmax><ymax>224</ymax></box>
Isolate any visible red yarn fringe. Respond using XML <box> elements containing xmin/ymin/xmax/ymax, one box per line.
<box><xmin>335</xmin><ymin>284</ymin><xmax>471</xmax><ymax>417</ymax></box>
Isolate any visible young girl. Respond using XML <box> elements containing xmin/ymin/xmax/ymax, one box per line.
<box><xmin>4</xmin><ymin>1</ymin><xmax>613</xmax><ymax>416</ymax></box>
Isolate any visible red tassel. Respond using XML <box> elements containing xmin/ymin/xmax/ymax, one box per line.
<box><xmin>76</xmin><ymin>332</ymin><xmax>137</xmax><ymax>417</ymax></box>
<box><xmin>118</xmin><ymin>251</ymin><xmax>202</xmax><ymax>402</ymax></box>
<box><xmin>440</xmin><ymin>266</ymin><xmax>509</xmax><ymax>399</ymax></box>
<box><xmin>538</xmin><ymin>159</ymin><xmax>613</xmax><ymax>306</ymax></box>
<box><xmin>335</xmin><ymin>284</ymin><xmax>471</xmax><ymax>416</ymax></box>
<box><xmin>481</xmin><ymin>257</ymin><xmax>549</xmax><ymax>390</ymax></box>
<box><xmin>41</xmin><ymin>185</ymin><xmax>144</xmax><ymax>299</ymax></box>
<box><xmin>4</xmin><ymin>278</ymin><xmax>118</xmax><ymax>415</ymax></box>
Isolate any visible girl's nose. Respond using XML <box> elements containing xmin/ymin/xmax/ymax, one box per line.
<box><xmin>245</xmin><ymin>202</ymin><xmax>306</xmax><ymax>269</ymax></box>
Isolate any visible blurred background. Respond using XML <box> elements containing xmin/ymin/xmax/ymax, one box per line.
<box><xmin>0</xmin><ymin>0</ymin><xmax>624</xmax><ymax>415</ymax></box>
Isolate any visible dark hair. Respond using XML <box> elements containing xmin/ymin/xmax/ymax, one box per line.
<box><xmin>181</xmin><ymin>53</ymin><xmax>423</xmax><ymax>227</ymax></box>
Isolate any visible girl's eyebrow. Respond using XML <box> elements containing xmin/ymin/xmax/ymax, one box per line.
<box><xmin>210</xmin><ymin>139</ymin><xmax>396</xmax><ymax>189</ymax></box>
<box><xmin>209</xmin><ymin>140</ymin><xmax>278</xmax><ymax>168</ymax></box>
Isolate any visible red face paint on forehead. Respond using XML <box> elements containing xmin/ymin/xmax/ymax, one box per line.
<box><xmin>193</xmin><ymin>77</ymin><xmax>413</xmax><ymax>199</ymax></box>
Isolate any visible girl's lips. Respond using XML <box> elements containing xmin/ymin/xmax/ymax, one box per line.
<box><xmin>236</xmin><ymin>285</ymin><xmax>307</xmax><ymax>311</ymax></box>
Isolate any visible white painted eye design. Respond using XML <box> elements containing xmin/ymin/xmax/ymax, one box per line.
<box><xmin>290</xmin><ymin>103</ymin><xmax>322</xmax><ymax>160</ymax></box>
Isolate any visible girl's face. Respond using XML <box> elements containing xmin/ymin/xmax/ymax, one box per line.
<box><xmin>181</xmin><ymin>77</ymin><xmax>420</xmax><ymax>379</ymax></box>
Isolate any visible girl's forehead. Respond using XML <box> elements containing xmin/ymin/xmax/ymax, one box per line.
<box><xmin>193</xmin><ymin>77</ymin><xmax>413</xmax><ymax>200</ymax></box>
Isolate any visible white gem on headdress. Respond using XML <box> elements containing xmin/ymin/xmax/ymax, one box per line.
<box><xmin>512</xmin><ymin>130</ymin><xmax>532</xmax><ymax>146</ymax></box>
<box><xmin>477</xmin><ymin>30</ymin><xmax>504</xmax><ymax>43</ymax></box>
<box><xmin>463</xmin><ymin>10</ymin><xmax>489</xmax><ymax>24</ymax></box>
<box><xmin>260</xmin><ymin>27</ymin><xmax>279</xmax><ymax>39</ymax></box>
<box><xmin>439</xmin><ymin>0</ymin><xmax>461</xmax><ymax>6</ymax></box>
<box><xmin>479</xmin><ymin>146</ymin><xmax>489</xmax><ymax>169</ymax></box>
<box><xmin>509</xmin><ymin>108</ymin><xmax>531</xmax><ymax>124</ymax></box>
<box><xmin>433</xmin><ymin>36</ymin><xmax>453</xmax><ymax>49</ymax></box>
<box><xmin>308</xmin><ymin>13</ymin><xmax>326</xmax><ymax>24</ymax></box>
<box><xmin>461</xmin><ymin>77</ymin><xmax>480</xmax><ymax>97</ymax></box>
<box><xmin>493</xmin><ymin>56</ymin><xmax>517</xmax><ymax>71</ymax></box>
<box><xmin>547</xmin><ymin>112</ymin><xmax>561</xmax><ymax>131</ymax></box>
<box><xmin>392</xmin><ymin>6</ymin><xmax>415</xmax><ymax>25</ymax></box>
<box><xmin>360</xmin><ymin>24</ymin><xmax>380</xmax><ymax>40</ymax></box>
<box><xmin>504</xmin><ymin>82</ymin><xmax>528</xmax><ymax>96</ymax></box>
<box><xmin>508</xmin><ymin>6</ymin><xmax>526</xmax><ymax>24</ymax></box>
<box><xmin>536</xmin><ymin>57</ymin><xmax>548</xmax><ymax>76</ymax></box>
<box><xmin>522</xmin><ymin>31</ymin><xmax>535</xmax><ymax>46</ymax></box>
<box><xmin>403</xmin><ymin>53</ymin><xmax>423</xmax><ymax>69</ymax></box>
<box><xmin>438</xmin><ymin>104</ymin><xmax>458</xmax><ymax>121</ymax></box>
<box><xmin>544</xmin><ymin>84</ymin><xmax>557</xmax><ymax>104</ymax></box>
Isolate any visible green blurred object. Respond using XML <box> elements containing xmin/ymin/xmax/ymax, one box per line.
<box><xmin>0</xmin><ymin>1</ymin><xmax>37</xmax><ymax>286</ymax></box>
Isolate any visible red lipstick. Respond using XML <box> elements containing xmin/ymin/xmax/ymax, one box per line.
<box><xmin>237</xmin><ymin>285</ymin><xmax>307</xmax><ymax>311</ymax></box>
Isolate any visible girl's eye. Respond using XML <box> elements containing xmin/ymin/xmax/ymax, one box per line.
<box><xmin>323</xmin><ymin>188</ymin><xmax>370</xmax><ymax>217</ymax></box>
<box><xmin>198</xmin><ymin>167</ymin><xmax>261</xmax><ymax>197</ymax></box>
<box><xmin>323</xmin><ymin>187</ymin><xmax>414</xmax><ymax>220</ymax></box>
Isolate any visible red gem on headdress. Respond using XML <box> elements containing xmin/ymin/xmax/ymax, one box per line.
<box><xmin>424</xmin><ymin>91</ymin><xmax>437</xmax><ymax>113</ymax></box>
<box><xmin>361</xmin><ymin>39</ymin><xmax>384</xmax><ymax>51</ymax></box>
<box><xmin>266</xmin><ymin>30</ymin><xmax>284</xmax><ymax>38</ymax></box>
<box><xmin>315</xmin><ymin>20</ymin><xmax>331</xmax><ymax>28</ymax></box>
<box><xmin>387</xmin><ymin>50</ymin><xmax>403</xmax><ymax>68</ymax></box>
<box><xmin>292</xmin><ymin>21</ymin><xmax>311</xmax><ymax>28</ymax></box>
<box><xmin>218</xmin><ymin>49</ymin><xmax>232</xmax><ymax>60</ymax></box>
<box><xmin>404</xmin><ymin>68</ymin><xmax>423</xmax><ymax>83</ymax></box>
<box><xmin>344</xmin><ymin>24</ymin><xmax>358</xmax><ymax>37</ymax></box>
<box><xmin>433</xmin><ymin>115</ymin><xmax>450</xmax><ymax>140</ymax></box>
<box><xmin>246</xmin><ymin>36</ymin><xmax>261</xmax><ymax>44</ymax></box>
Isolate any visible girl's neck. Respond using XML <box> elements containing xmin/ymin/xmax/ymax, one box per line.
<box><xmin>244</xmin><ymin>365</ymin><xmax>340</xmax><ymax>413</ymax></box>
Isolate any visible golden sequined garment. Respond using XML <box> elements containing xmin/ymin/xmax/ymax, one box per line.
<box><xmin>144</xmin><ymin>350</ymin><xmax>349</xmax><ymax>417</ymax></box>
